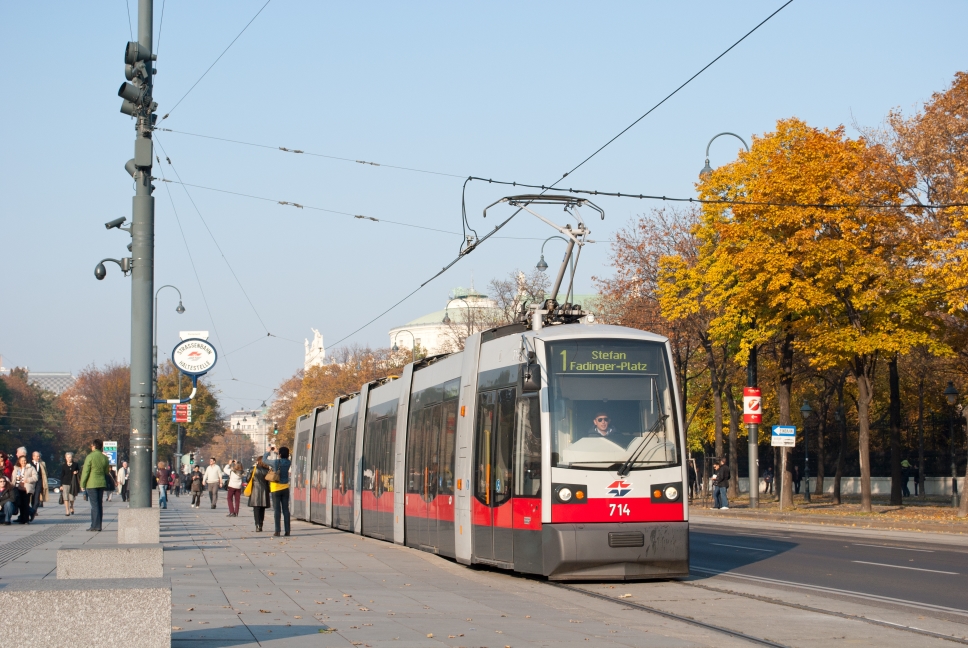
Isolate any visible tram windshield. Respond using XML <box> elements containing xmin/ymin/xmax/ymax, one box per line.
<box><xmin>548</xmin><ymin>339</ymin><xmax>679</xmax><ymax>471</ymax></box>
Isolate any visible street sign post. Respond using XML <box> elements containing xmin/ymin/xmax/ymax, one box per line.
<box><xmin>172</xmin><ymin>403</ymin><xmax>192</xmax><ymax>423</ymax></box>
<box><xmin>103</xmin><ymin>441</ymin><xmax>118</xmax><ymax>466</ymax></box>
<box><xmin>743</xmin><ymin>387</ymin><xmax>762</xmax><ymax>424</ymax></box>
<box><xmin>771</xmin><ymin>425</ymin><xmax>796</xmax><ymax>447</ymax></box>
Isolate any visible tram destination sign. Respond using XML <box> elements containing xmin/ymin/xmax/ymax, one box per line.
<box><xmin>172</xmin><ymin>338</ymin><xmax>218</xmax><ymax>376</ymax></box>
<box><xmin>557</xmin><ymin>345</ymin><xmax>658</xmax><ymax>375</ymax></box>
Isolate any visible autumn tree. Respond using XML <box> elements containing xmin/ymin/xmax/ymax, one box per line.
<box><xmin>155</xmin><ymin>361</ymin><xmax>223</xmax><ymax>463</ymax></box>
<box><xmin>0</xmin><ymin>369</ymin><xmax>62</xmax><ymax>460</ymax></box>
<box><xmin>695</xmin><ymin>118</ymin><xmax>941</xmax><ymax>512</ymax></box>
<box><xmin>58</xmin><ymin>363</ymin><xmax>131</xmax><ymax>457</ymax></box>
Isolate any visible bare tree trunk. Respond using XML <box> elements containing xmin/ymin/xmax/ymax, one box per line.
<box><xmin>888</xmin><ymin>354</ymin><xmax>903</xmax><ymax>506</ymax></box>
<box><xmin>725</xmin><ymin>381</ymin><xmax>740</xmax><ymax>499</ymax></box>
<box><xmin>853</xmin><ymin>356</ymin><xmax>876</xmax><ymax>513</ymax></box>
<box><xmin>778</xmin><ymin>333</ymin><xmax>795</xmax><ymax>510</ymax></box>
<box><xmin>815</xmin><ymin>409</ymin><xmax>826</xmax><ymax>496</ymax></box>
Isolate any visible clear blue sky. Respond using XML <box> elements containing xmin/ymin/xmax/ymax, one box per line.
<box><xmin>1</xmin><ymin>1</ymin><xmax>964</xmax><ymax>413</ymax></box>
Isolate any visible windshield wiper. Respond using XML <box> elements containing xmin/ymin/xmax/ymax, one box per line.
<box><xmin>617</xmin><ymin>415</ymin><xmax>669</xmax><ymax>477</ymax></box>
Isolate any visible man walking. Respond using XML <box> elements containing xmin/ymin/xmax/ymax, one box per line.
<box><xmin>203</xmin><ymin>457</ymin><xmax>223</xmax><ymax>509</ymax></box>
<box><xmin>712</xmin><ymin>458</ymin><xmax>730</xmax><ymax>510</ymax></box>
<box><xmin>80</xmin><ymin>439</ymin><xmax>111</xmax><ymax>532</ymax></box>
<box><xmin>156</xmin><ymin>461</ymin><xmax>172</xmax><ymax>509</ymax></box>
<box><xmin>117</xmin><ymin>461</ymin><xmax>130</xmax><ymax>502</ymax></box>
<box><xmin>29</xmin><ymin>451</ymin><xmax>48</xmax><ymax>521</ymax></box>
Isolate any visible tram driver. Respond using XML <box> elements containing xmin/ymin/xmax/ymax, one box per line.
<box><xmin>587</xmin><ymin>411</ymin><xmax>634</xmax><ymax>448</ymax></box>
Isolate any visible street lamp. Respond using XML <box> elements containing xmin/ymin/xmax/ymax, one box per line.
<box><xmin>153</xmin><ymin>285</ymin><xmax>185</xmax><ymax>472</ymax></box>
<box><xmin>701</xmin><ymin>131</ymin><xmax>754</xmax><ymax>506</ymax></box>
<box><xmin>535</xmin><ymin>236</ymin><xmax>576</xmax><ymax>303</ymax></box>
<box><xmin>944</xmin><ymin>381</ymin><xmax>960</xmax><ymax>507</ymax></box>
<box><xmin>800</xmin><ymin>400</ymin><xmax>813</xmax><ymax>503</ymax></box>
<box><xmin>392</xmin><ymin>329</ymin><xmax>416</xmax><ymax>363</ymax></box>
<box><xmin>699</xmin><ymin>132</ymin><xmax>750</xmax><ymax>180</ymax></box>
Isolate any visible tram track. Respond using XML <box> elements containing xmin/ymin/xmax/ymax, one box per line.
<box><xmin>677</xmin><ymin>579</ymin><xmax>968</xmax><ymax>646</ymax></box>
<box><xmin>550</xmin><ymin>582</ymin><xmax>790</xmax><ymax>647</ymax></box>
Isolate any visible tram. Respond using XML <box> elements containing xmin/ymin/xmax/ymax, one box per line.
<box><xmin>290</xmin><ymin>196</ymin><xmax>688</xmax><ymax>581</ymax></box>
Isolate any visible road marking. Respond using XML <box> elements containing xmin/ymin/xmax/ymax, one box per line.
<box><xmin>736</xmin><ymin>532</ymin><xmax>792</xmax><ymax>539</ymax></box>
<box><xmin>853</xmin><ymin>543</ymin><xmax>934</xmax><ymax>553</ymax></box>
<box><xmin>691</xmin><ymin>565</ymin><xmax>968</xmax><ymax>617</ymax></box>
<box><xmin>852</xmin><ymin>560</ymin><xmax>957</xmax><ymax>575</ymax></box>
<box><xmin>710</xmin><ymin>542</ymin><xmax>776</xmax><ymax>553</ymax></box>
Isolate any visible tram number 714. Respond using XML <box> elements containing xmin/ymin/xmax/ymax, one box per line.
<box><xmin>609</xmin><ymin>503</ymin><xmax>631</xmax><ymax>516</ymax></box>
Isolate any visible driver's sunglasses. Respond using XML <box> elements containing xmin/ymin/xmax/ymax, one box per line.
<box><xmin>595</xmin><ymin>417</ymin><xmax>610</xmax><ymax>422</ymax></box>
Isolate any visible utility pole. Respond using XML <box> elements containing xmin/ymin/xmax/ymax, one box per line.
<box><xmin>743</xmin><ymin>346</ymin><xmax>760</xmax><ymax>509</ymax></box>
<box><xmin>120</xmin><ymin>0</ymin><xmax>157</xmax><ymax>508</ymax></box>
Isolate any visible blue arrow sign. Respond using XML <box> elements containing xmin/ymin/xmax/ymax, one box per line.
<box><xmin>772</xmin><ymin>425</ymin><xmax>796</xmax><ymax>436</ymax></box>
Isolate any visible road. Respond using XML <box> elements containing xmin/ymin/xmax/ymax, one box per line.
<box><xmin>690</xmin><ymin>519</ymin><xmax>968</xmax><ymax>617</ymax></box>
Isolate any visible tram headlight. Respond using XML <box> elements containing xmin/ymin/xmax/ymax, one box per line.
<box><xmin>558</xmin><ymin>487</ymin><xmax>573</xmax><ymax>502</ymax></box>
<box><xmin>664</xmin><ymin>486</ymin><xmax>679</xmax><ymax>501</ymax></box>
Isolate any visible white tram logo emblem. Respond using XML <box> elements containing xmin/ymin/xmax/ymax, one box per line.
<box><xmin>607</xmin><ymin>480</ymin><xmax>632</xmax><ymax>497</ymax></box>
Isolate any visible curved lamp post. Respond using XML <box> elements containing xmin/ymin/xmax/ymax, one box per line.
<box><xmin>153</xmin><ymin>285</ymin><xmax>185</xmax><ymax>471</ymax></box>
<box><xmin>945</xmin><ymin>381</ymin><xmax>960</xmax><ymax>507</ymax></box>
<box><xmin>535</xmin><ymin>236</ymin><xmax>576</xmax><ymax>303</ymax></box>
<box><xmin>392</xmin><ymin>329</ymin><xmax>417</xmax><ymax>363</ymax></box>
<box><xmin>701</xmin><ymin>131</ymin><xmax>754</xmax><ymax>506</ymax></box>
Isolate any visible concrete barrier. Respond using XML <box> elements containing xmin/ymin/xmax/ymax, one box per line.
<box><xmin>118</xmin><ymin>506</ymin><xmax>160</xmax><ymax>544</ymax></box>
<box><xmin>0</xmin><ymin>578</ymin><xmax>170</xmax><ymax>647</ymax></box>
<box><xmin>57</xmin><ymin>543</ymin><xmax>163</xmax><ymax>579</ymax></box>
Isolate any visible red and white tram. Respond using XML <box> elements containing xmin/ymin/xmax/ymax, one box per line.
<box><xmin>290</xmin><ymin>320</ymin><xmax>688</xmax><ymax>580</ymax></box>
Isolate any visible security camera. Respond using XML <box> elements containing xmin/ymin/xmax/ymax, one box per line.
<box><xmin>94</xmin><ymin>263</ymin><xmax>107</xmax><ymax>280</ymax></box>
<box><xmin>105</xmin><ymin>217</ymin><xmax>127</xmax><ymax>230</ymax></box>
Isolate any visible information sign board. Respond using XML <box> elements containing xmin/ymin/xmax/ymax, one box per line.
<box><xmin>102</xmin><ymin>441</ymin><xmax>118</xmax><ymax>466</ymax></box>
<box><xmin>172</xmin><ymin>404</ymin><xmax>192</xmax><ymax>423</ymax></box>
<box><xmin>771</xmin><ymin>425</ymin><xmax>796</xmax><ymax>447</ymax></box>
<box><xmin>743</xmin><ymin>387</ymin><xmax>762</xmax><ymax>424</ymax></box>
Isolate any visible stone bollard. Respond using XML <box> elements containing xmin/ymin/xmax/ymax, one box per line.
<box><xmin>57</xmin><ymin>544</ymin><xmax>164</xmax><ymax>579</ymax></box>
<box><xmin>118</xmin><ymin>506</ymin><xmax>160</xmax><ymax>544</ymax></box>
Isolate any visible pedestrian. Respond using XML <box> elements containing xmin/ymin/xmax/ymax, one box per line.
<box><xmin>713</xmin><ymin>457</ymin><xmax>730</xmax><ymax>510</ymax></box>
<box><xmin>190</xmin><ymin>465</ymin><xmax>204</xmax><ymax>508</ymax></box>
<box><xmin>29</xmin><ymin>451</ymin><xmax>48</xmax><ymax>520</ymax></box>
<box><xmin>226</xmin><ymin>462</ymin><xmax>244</xmax><ymax>517</ymax></box>
<box><xmin>203</xmin><ymin>458</ymin><xmax>223</xmax><ymax>508</ymax></box>
<box><xmin>0</xmin><ymin>452</ymin><xmax>13</xmax><ymax>480</ymax></box>
<box><xmin>105</xmin><ymin>465</ymin><xmax>117</xmax><ymax>501</ymax></box>
<box><xmin>11</xmin><ymin>455</ymin><xmax>38</xmax><ymax>524</ymax></box>
<box><xmin>80</xmin><ymin>438</ymin><xmax>112</xmax><ymax>532</ymax></box>
<box><xmin>792</xmin><ymin>464</ymin><xmax>801</xmax><ymax>495</ymax></box>
<box><xmin>264</xmin><ymin>447</ymin><xmax>292</xmax><ymax>537</ymax></box>
<box><xmin>764</xmin><ymin>466</ymin><xmax>774</xmax><ymax>494</ymax></box>
<box><xmin>0</xmin><ymin>476</ymin><xmax>16</xmax><ymax>524</ymax></box>
<box><xmin>117</xmin><ymin>461</ymin><xmax>130</xmax><ymax>501</ymax></box>
<box><xmin>901</xmin><ymin>460</ymin><xmax>912</xmax><ymax>497</ymax></box>
<box><xmin>156</xmin><ymin>461</ymin><xmax>171</xmax><ymax>509</ymax></box>
<box><xmin>687</xmin><ymin>462</ymin><xmax>697</xmax><ymax>500</ymax></box>
<box><xmin>59</xmin><ymin>452</ymin><xmax>81</xmax><ymax>516</ymax></box>
<box><xmin>247</xmin><ymin>457</ymin><xmax>270</xmax><ymax>532</ymax></box>
<box><xmin>169</xmin><ymin>469</ymin><xmax>177</xmax><ymax>497</ymax></box>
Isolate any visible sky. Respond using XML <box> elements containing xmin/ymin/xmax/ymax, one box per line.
<box><xmin>1</xmin><ymin>1</ymin><xmax>965</xmax><ymax>416</ymax></box>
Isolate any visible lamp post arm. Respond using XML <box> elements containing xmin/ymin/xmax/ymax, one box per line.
<box><xmin>705</xmin><ymin>132</ymin><xmax>750</xmax><ymax>160</ymax></box>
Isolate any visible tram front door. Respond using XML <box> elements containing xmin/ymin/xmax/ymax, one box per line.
<box><xmin>473</xmin><ymin>387</ymin><xmax>515</xmax><ymax>564</ymax></box>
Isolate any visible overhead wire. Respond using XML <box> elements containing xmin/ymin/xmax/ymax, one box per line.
<box><xmin>463</xmin><ymin>176</ymin><xmax>968</xmax><ymax>210</ymax></box>
<box><xmin>323</xmin><ymin>0</ymin><xmax>795</xmax><ymax>348</ymax></box>
<box><xmin>160</xmin><ymin>0</ymin><xmax>273</xmax><ymax>122</ymax></box>
<box><xmin>156</xmin><ymin>128</ymin><xmax>466</xmax><ymax>179</ymax></box>
<box><xmin>124</xmin><ymin>0</ymin><xmax>133</xmax><ymax>40</ymax></box>
<box><xmin>154</xmin><ymin>146</ymin><xmax>236</xmax><ymax>380</ymax></box>
<box><xmin>155</xmin><ymin>0</ymin><xmax>167</xmax><ymax>58</ymax></box>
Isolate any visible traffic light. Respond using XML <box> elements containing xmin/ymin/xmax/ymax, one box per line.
<box><xmin>273</xmin><ymin>425</ymin><xmax>279</xmax><ymax>436</ymax></box>
<box><xmin>189</xmin><ymin>452</ymin><xmax>195</xmax><ymax>465</ymax></box>
<box><xmin>119</xmin><ymin>41</ymin><xmax>157</xmax><ymax>117</ymax></box>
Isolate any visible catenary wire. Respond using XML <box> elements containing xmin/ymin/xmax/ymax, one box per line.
<box><xmin>555</xmin><ymin>0</ymin><xmax>794</xmax><ymax>184</ymax></box>
<box><xmin>152</xmin><ymin>177</ymin><xmax>551</xmax><ymax>240</ymax></box>
<box><xmin>160</xmin><ymin>0</ymin><xmax>273</xmax><ymax>122</ymax></box>
<box><xmin>124</xmin><ymin>0</ymin><xmax>133</xmax><ymax>41</ymax></box>
<box><xmin>155</xmin><ymin>149</ymin><xmax>236</xmax><ymax>380</ymax></box>
<box><xmin>154</xmin><ymin>135</ymin><xmax>279</xmax><ymax>339</ymax></box>
<box><xmin>155</xmin><ymin>0</ymin><xmax>167</xmax><ymax>58</ymax></box>
<box><xmin>324</xmin><ymin>2</ymin><xmax>794</xmax><ymax>348</ymax></box>
<box><xmin>156</xmin><ymin>128</ymin><xmax>466</xmax><ymax>179</ymax></box>
<box><xmin>464</xmin><ymin>176</ymin><xmax>968</xmax><ymax>210</ymax></box>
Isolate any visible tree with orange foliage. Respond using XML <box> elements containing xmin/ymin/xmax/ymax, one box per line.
<box><xmin>689</xmin><ymin>118</ymin><xmax>943</xmax><ymax>512</ymax></box>
<box><xmin>58</xmin><ymin>363</ymin><xmax>130</xmax><ymax>457</ymax></box>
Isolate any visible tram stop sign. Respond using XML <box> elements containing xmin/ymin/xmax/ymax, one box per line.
<box><xmin>172</xmin><ymin>338</ymin><xmax>217</xmax><ymax>376</ymax></box>
<box><xmin>771</xmin><ymin>425</ymin><xmax>796</xmax><ymax>447</ymax></box>
<box><xmin>743</xmin><ymin>387</ymin><xmax>762</xmax><ymax>424</ymax></box>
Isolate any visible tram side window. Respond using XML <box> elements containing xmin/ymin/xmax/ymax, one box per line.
<box><xmin>383</xmin><ymin>417</ymin><xmax>396</xmax><ymax>494</ymax></box>
<box><xmin>492</xmin><ymin>388</ymin><xmax>515</xmax><ymax>506</ymax></box>
<box><xmin>334</xmin><ymin>427</ymin><xmax>355</xmax><ymax>494</ymax></box>
<box><xmin>426</xmin><ymin>403</ymin><xmax>442</xmax><ymax>500</ymax></box>
<box><xmin>475</xmin><ymin>391</ymin><xmax>495</xmax><ymax>504</ymax></box>
<box><xmin>406</xmin><ymin>408</ymin><xmax>426</xmax><ymax>494</ymax></box>
<box><xmin>363</xmin><ymin>419</ymin><xmax>380</xmax><ymax>492</ymax></box>
<box><xmin>439</xmin><ymin>399</ymin><xmax>457</xmax><ymax>496</ymax></box>
<box><xmin>513</xmin><ymin>395</ymin><xmax>541</xmax><ymax>497</ymax></box>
